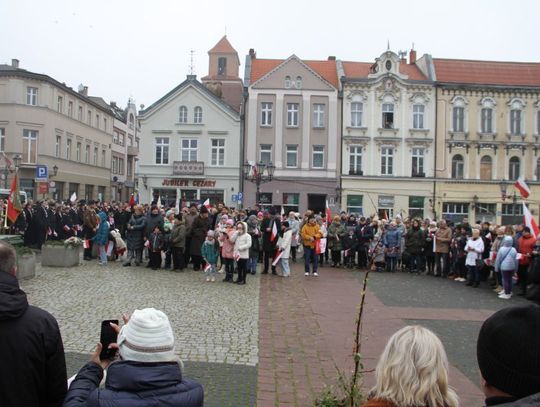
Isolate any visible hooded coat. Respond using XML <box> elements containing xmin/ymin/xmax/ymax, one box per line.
<box><xmin>495</xmin><ymin>236</ymin><xmax>519</xmax><ymax>273</ymax></box>
<box><xmin>93</xmin><ymin>212</ymin><xmax>110</xmax><ymax>246</ymax></box>
<box><xmin>0</xmin><ymin>272</ymin><xmax>67</xmax><ymax>407</ymax></box>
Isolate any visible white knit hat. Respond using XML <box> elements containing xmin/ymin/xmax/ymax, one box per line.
<box><xmin>117</xmin><ymin>308</ymin><xmax>176</xmax><ymax>362</ymax></box>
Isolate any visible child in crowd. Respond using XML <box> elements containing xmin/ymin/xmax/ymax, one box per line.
<box><xmin>247</xmin><ymin>215</ymin><xmax>261</xmax><ymax>275</ymax></box>
<box><xmin>147</xmin><ymin>226</ymin><xmax>164</xmax><ymax>270</ymax></box>
<box><xmin>278</xmin><ymin>221</ymin><xmax>293</xmax><ymax>277</ymax></box>
<box><xmin>201</xmin><ymin>230</ymin><xmax>219</xmax><ymax>282</ymax></box>
<box><xmin>219</xmin><ymin>219</ymin><xmax>236</xmax><ymax>282</ymax></box>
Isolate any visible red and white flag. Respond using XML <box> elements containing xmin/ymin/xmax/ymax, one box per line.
<box><xmin>270</xmin><ymin>221</ymin><xmax>278</xmax><ymax>242</ymax></box>
<box><xmin>6</xmin><ymin>173</ymin><xmax>22</xmax><ymax>223</ymax></box>
<box><xmin>83</xmin><ymin>239</ymin><xmax>91</xmax><ymax>249</ymax></box>
<box><xmin>515</xmin><ymin>178</ymin><xmax>530</xmax><ymax>199</ymax></box>
<box><xmin>203</xmin><ymin>198</ymin><xmax>211</xmax><ymax>209</ymax></box>
<box><xmin>523</xmin><ymin>203</ymin><xmax>539</xmax><ymax>238</ymax></box>
<box><xmin>272</xmin><ymin>249</ymin><xmax>284</xmax><ymax>266</ymax></box>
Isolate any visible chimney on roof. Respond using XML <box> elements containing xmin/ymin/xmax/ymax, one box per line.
<box><xmin>187</xmin><ymin>74</ymin><xmax>197</xmax><ymax>81</ymax></box>
<box><xmin>409</xmin><ymin>49</ymin><xmax>417</xmax><ymax>64</ymax></box>
<box><xmin>110</xmin><ymin>101</ymin><xmax>117</xmax><ymax>108</ymax></box>
<box><xmin>249</xmin><ymin>48</ymin><xmax>256</xmax><ymax>59</ymax></box>
<box><xmin>11</xmin><ymin>59</ymin><xmax>19</xmax><ymax>69</ymax></box>
<box><xmin>78</xmin><ymin>84</ymin><xmax>88</xmax><ymax>96</ymax></box>
<box><xmin>327</xmin><ymin>56</ymin><xmax>336</xmax><ymax>61</ymax></box>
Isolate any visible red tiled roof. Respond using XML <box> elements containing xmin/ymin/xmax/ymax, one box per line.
<box><xmin>208</xmin><ymin>35</ymin><xmax>237</xmax><ymax>54</ymax></box>
<box><xmin>433</xmin><ymin>59</ymin><xmax>540</xmax><ymax>86</ymax></box>
<box><xmin>342</xmin><ymin>61</ymin><xmax>427</xmax><ymax>81</ymax></box>
<box><xmin>250</xmin><ymin>58</ymin><xmax>339</xmax><ymax>88</ymax></box>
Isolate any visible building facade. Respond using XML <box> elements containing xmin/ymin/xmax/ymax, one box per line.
<box><xmin>0</xmin><ymin>59</ymin><xmax>114</xmax><ymax>201</ymax></box>
<box><xmin>427</xmin><ymin>59</ymin><xmax>540</xmax><ymax>225</ymax></box>
<box><xmin>243</xmin><ymin>52</ymin><xmax>341</xmax><ymax>214</ymax></box>
<box><xmin>339</xmin><ymin>50</ymin><xmax>436</xmax><ymax>219</ymax></box>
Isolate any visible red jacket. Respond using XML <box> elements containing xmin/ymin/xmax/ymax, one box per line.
<box><xmin>518</xmin><ymin>234</ymin><xmax>536</xmax><ymax>266</ymax></box>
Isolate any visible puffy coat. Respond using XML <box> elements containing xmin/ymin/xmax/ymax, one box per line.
<box><xmin>278</xmin><ymin>229</ymin><xmax>293</xmax><ymax>258</ymax></box>
<box><xmin>93</xmin><ymin>212</ymin><xmax>110</xmax><ymax>246</ymax></box>
<box><xmin>300</xmin><ymin>223</ymin><xmax>322</xmax><ymax>249</ymax></box>
<box><xmin>126</xmin><ymin>214</ymin><xmax>146</xmax><ymax>251</ymax></box>
<box><xmin>145</xmin><ymin>213</ymin><xmax>164</xmax><ymax>239</ymax></box>
<box><xmin>328</xmin><ymin>222</ymin><xmax>347</xmax><ymax>251</ymax></box>
<box><xmin>231</xmin><ymin>228</ymin><xmax>252</xmax><ymax>259</ymax></box>
<box><xmin>0</xmin><ymin>272</ymin><xmax>67</xmax><ymax>407</ymax></box>
<box><xmin>405</xmin><ymin>226</ymin><xmax>425</xmax><ymax>254</ymax></box>
<box><xmin>169</xmin><ymin>221</ymin><xmax>186</xmax><ymax>249</ymax></box>
<box><xmin>62</xmin><ymin>360</ymin><xmax>203</xmax><ymax>407</ymax></box>
<box><xmin>518</xmin><ymin>234</ymin><xmax>536</xmax><ymax>266</ymax></box>
<box><xmin>219</xmin><ymin>228</ymin><xmax>235</xmax><ymax>259</ymax></box>
<box><xmin>495</xmin><ymin>236</ymin><xmax>519</xmax><ymax>273</ymax></box>
<box><xmin>201</xmin><ymin>239</ymin><xmax>219</xmax><ymax>264</ymax></box>
<box><xmin>383</xmin><ymin>228</ymin><xmax>401</xmax><ymax>257</ymax></box>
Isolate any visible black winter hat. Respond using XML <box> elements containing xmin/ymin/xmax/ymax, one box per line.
<box><xmin>477</xmin><ymin>304</ymin><xmax>540</xmax><ymax>399</ymax></box>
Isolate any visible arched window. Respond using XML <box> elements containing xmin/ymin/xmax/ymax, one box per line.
<box><xmin>509</xmin><ymin>156</ymin><xmax>520</xmax><ymax>180</ymax></box>
<box><xmin>480</xmin><ymin>155</ymin><xmax>492</xmax><ymax>180</ymax></box>
<box><xmin>295</xmin><ymin>76</ymin><xmax>302</xmax><ymax>89</ymax></box>
<box><xmin>179</xmin><ymin>106</ymin><xmax>187</xmax><ymax>123</ymax></box>
<box><xmin>284</xmin><ymin>76</ymin><xmax>292</xmax><ymax>88</ymax></box>
<box><xmin>509</xmin><ymin>99</ymin><xmax>525</xmax><ymax>135</ymax></box>
<box><xmin>480</xmin><ymin>97</ymin><xmax>496</xmax><ymax>134</ymax></box>
<box><xmin>194</xmin><ymin>106</ymin><xmax>203</xmax><ymax>124</ymax></box>
<box><xmin>451</xmin><ymin>154</ymin><xmax>464</xmax><ymax>179</ymax></box>
<box><xmin>451</xmin><ymin>96</ymin><xmax>467</xmax><ymax>132</ymax></box>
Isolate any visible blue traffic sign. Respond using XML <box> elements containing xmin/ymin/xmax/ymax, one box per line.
<box><xmin>36</xmin><ymin>165</ymin><xmax>48</xmax><ymax>179</ymax></box>
<box><xmin>237</xmin><ymin>192</ymin><xmax>243</xmax><ymax>200</ymax></box>
<box><xmin>231</xmin><ymin>194</ymin><xmax>238</xmax><ymax>202</ymax></box>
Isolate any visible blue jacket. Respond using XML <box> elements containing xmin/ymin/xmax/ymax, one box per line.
<box><xmin>93</xmin><ymin>212</ymin><xmax>110</xmax><ymax>246</ymax></box>
<box><xmin>495</xmin><ymin>236</ymin><xmax>519</xmax><ymax>273</ymax></box>
<box><xmin>63</xmin><ymin>360</ymin><xmax>204</xmax><ymax>407</ymax></box>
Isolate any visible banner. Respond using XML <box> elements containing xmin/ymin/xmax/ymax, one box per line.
<box><xmin>315</xmin><ymin>237</ymin><xmax>327</xmax><ymax>254</ymax></box>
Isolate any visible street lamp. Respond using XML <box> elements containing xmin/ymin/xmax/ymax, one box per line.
<box><xmin>499</xmin><ymin>179</ymin><xmax>518</xmax><ymax>222</ymax></box>
<box><xmin>243</xmin><ymin>161</ymin><xmax>275</xmax><ymax>205</ymax></box>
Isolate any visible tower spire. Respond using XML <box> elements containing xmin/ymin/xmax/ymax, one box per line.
<box><xmin>189</xmin><ymin>49</ymin><xmax>195</xmax><ymax>75</ymax></box>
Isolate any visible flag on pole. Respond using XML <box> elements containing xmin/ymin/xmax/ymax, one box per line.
<box><xmin>6</xmin><ymin>173</ymin><xmax>22</xmax><ymax>223</ymax></box>
<box><xmin>157</xmin><ymin>195</ymin><xmax>162</xmax><ymax>209</ymax></box>
<box><xmin>1</xmin><ymin>151</ymin><xmax>13</xmax><ymax>169</ymax></box>
<box><xmin>129</xmin><ymin>193</ymin><xmax>136</xmax><ymax>207</ymax></box>
<box><xmin>270</xmin><ymin>220</ymin><xmax>278</xmax><ymax>242</ymax></box>
<box><xmin>70</xmin><ymin>192</ymin><xmax>77</xmax><ymax>203</ymax></box>
<box><xmin>523</xmin><ymin>202</ymin><xmax>539</xmax><ymax>238</ymax></box>
<box><xmin>325</xmin><ymin>200</ymin><xmax>331</xmax><ymax>226</ymax></box>
<box><xmin>515</xmin><ymin>178</ymin><xmax>531</xmax><ymax>199</ymax></box>
<box><xmin>203</xmin><ymin>198</ymin><xmax>211</xmax><ymax>209</ymax></box>
<box><xmin>272</xmin><ymin>249</ymin><xmax>284</xmax><ymax>266</ymax></box>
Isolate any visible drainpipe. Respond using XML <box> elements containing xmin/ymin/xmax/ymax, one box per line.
<box><xmin>433</xmin><ymin>86</ymin><xmax>438</xmax><ymax>219</ymax></box>
<box><xmin>239</xmin><ymin>89</ymin><xmax>247</xmax><ymax>210</ymax></box>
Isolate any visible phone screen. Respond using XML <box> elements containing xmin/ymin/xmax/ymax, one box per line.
<box><xmin>99</xmin><ymin>319</ymin><xmax>119</xmax><ymax>360</ymax></box>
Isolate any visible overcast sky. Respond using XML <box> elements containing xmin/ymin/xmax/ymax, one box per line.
<box><xmin>1</xmin><ymin>0</ymin><xmax>538</xmax><ymax>109</ymax></box>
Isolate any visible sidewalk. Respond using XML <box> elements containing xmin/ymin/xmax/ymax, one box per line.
<box><xmin>257</xmin><ymin>264</ymin><xmax>485</xmax><ymax>407</ymax></box>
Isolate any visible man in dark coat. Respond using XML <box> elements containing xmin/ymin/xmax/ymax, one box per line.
<box><xmin>0</xmin><ymin>241</ymin><xmax>67</xmax><ymax>406</ymax></box>
<box><xmin>355</xmin><ymin>217</ymin><xmax>374</xmax><ymax>268</ymax></box>
<box><xmin>82</xmin><ymin>201</ymin><xmax>99</xmax><ymax>260</ymax></box>
<box><xmin>189</xmin><ymin>205</ymin><xmax>210</xmax><ymax>271</ymax></box>
<box><xmin>261</xmin><ymin>208</ymin><xmax>281</xmax><ymax>275</ymax></box>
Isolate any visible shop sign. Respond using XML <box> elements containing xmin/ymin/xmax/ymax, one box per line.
<box><xmin>378</xmin><ymin>195</ymin><xmax>394</xmax><ymax>208</ymax></box>
<box><xmin>162</xmin><ymin>178</ymin><xmax>216</xmax><ymax>188</ymax></box>
<box><xmin>173</xmin><ymin>161</ymin><xmax>204</xmax><ymax>175</ymax></box>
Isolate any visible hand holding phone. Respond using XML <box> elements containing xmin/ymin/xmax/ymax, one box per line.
<box><xmin>99</xmin><ymin>319</ymin><xmax>119</xmax><ymax>360</ymax></box>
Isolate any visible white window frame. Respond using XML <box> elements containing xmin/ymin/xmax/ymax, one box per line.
<box><xmin>68</xmin><ymin>101</ymin><xmax>73</xmax><ymax>117</ymax></box>
<box><xmin>87</xmin><ymin>110</ymin><xmax>92</xmax><ymax>126</ymax></box>
<box><xmin>451</xmin><ymin>155</ymin><xmax>465</xmax><ymax>179</ymax></box>
<box><xmin>286</xmin><ymin>145</ymin><xmax>298</xmax><ymax>168</ymax></box>
<box><xmin>295</xmin><ymin>76</ymin><xmax>302</xmax><ymax>89</ymax></box>
<box><xmin>481</xmin><ymin>107</ymin><xmax>493</xmax><ymax>133</ymax></box>
<box><xmin>382</xmin><ymin>103</ymin><xmax>394</xmax><ymax>129</ymax></box>
<box><xmin>57</xmin><ymin>96</ymin><xmax>63</xmax><ymax>113</ymax></box>
<box><xmin>313</xmin><ymin>104</ymin><xmax>325</xmax><ymax>128</ymax></box>
<box><xmin>287</xmin><ymin>103</ymin><xmax>299</xmax><ymax>127</ymax></box>
<box><xmin>55</xmin><ymin>135</ymin><xmax>61</xmax><ymax>157</ymax></box>
<box><xmin>78</xmin><ymin>106</ymin><xmax>83</xmax><ymax>121</ymax></box>
<box><xmin>381</xmin><ymin>147</ymin><xmax>393</xmax><ymax>175</ymax></box>
<box><xmin>412</xmin><ymin>147</ymin><xmax>424</xmax><ymax>176</ymax></box>
<box><xmin>76</xmin><ymin>142</ymin><xmax>81</xmax><ymax>162</ymax></box>
<box><xmin>312</xmin><ymin>145</ymin><xmax>325</xmax><ymax>169</ymax></box>
<box><xmin>155</xmin><ymin>137</ymin><xmax>169</xmax><ymax>165</ymax></box>
<box><xmin>510</xmin><ymin>109</ymin><xmax>523</xmax><ymax>135</ymax></box>
<box><xmin>181</xmin><ymin>139</ymin><xmax>198</xmax><ymax>162</ymax></box>
<box><xmin>102</xmin><ymin>150</ymin><xmax>106</xmax><ymax>167</ymax></box>
<box><xmin>26</xmin><ymin>87</ymin><xmax>38</xmax><ymax>105</ymax></box>
<box><xmin>179</xmin><ymin>106</ymin><xmax>188</xmax><ymax>123</ymax></box>
<box><xmin>412</xmin><ymin>104</ymin><xmax>425</xmax><ymax>129</ymax></box>
<box><xmin>261</xmin><ymin>102</ymin><xmax>273</xmax><ymax>126</ymax></box>
<box><xmin>351</xmin><ymin>102</ymin><xmax>363</xmax><ymax>127</ymax></box>
<box><xmin>210</xmin><ymin>139</ymin><xmax>225</xmax><ymax>166</ymax></box>
<box><xmin>509</xmin><ymin>156</ymin><xmax>520</xmax><ymax>180</ymax></box>
<box><xmin>284</xmin><ymin>76</ymin><xmax>292</xmax><ymax>89</ymax></box>
<box><xmin>194</xmin><ymin>106</ymin><xmax>203</xmax><ymax>124</ymax></box>
<box><xmin>260</xmin><ymin>144</ymin><xmax>272</xmax><ymax>164</ymax></box>
<box><xmin>22</xmin><ymin>129</ymin><xmax>38</xmax><ymax>163</ymax></box>
<box><xmin>93</xmin><ymin>147</ymin><xmax>98</xmax><ymax>166</ymax></box>
<box><xmin>349</xmin><ymin>145</ymin><xmax>362</xmax><ymax>174</ymax></box>
<box><xmin>84</xmin><ymin>145</ymin><xmax>90</xmax><ymax>164</ymax></box>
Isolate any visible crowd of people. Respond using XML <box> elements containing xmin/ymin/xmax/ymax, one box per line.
<box><xmin>2</xmin><ymin>197</ymin><xmax>539</xmax><ymax>301</ymax></box>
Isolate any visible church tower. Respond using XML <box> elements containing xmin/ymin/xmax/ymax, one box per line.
<box><xmin>202</xmin><ymin>36</ymin><xmax>243</xmax><ymax>112</ymax></box>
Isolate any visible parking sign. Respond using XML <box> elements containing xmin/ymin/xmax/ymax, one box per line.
<box><xmin>237</xmin><ymin>192</ymin><xmax>243</xmax><ymax>201</ymax></box>
<box><xmin>231</xmin><ymin>194</ymin><xmax>238</xmax><ymax>202</ymax></box>
<box><xmin>36</xmin><ymin>165</ymin><xmax>48</xmax><ymax>180</ymax></box>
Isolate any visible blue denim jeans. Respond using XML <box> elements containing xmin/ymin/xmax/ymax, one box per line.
<box><xmin>98</xmin><ymin>244</ymin><xmax>107</xmax><ymax>264</ymax></box>
<box><xmin>248</xmin><ymin>257</ymin><xmax>258</xmax><ymax>274</ymax></box>
<box><xmin>303</xmin><ymin>246</ymin><xmax>318</xmax><ymax>274</ymax></box>
<box><xmin>281</xmin><ymin>258</ymin><xmax>290</xmax><ymax>276</ymax></box>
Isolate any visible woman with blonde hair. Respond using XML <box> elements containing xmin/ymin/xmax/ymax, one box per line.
<box><xmin>362</xmin><ymin>325</ymin><xmax>459</xmax><ymax>407</ymax></box>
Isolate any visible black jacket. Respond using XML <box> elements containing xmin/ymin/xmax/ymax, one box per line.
<box><xmin>0</xmin><ymin>272</ymin><xmax>67</xmax><ymax>407</ymax></box>
<box><xmin>485</xmin><ymin>393</ymin><xmax>540</xmax><ymax>406</ymax></box>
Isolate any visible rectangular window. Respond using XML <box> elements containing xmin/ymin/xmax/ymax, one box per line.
<box><xmin>55</xmin><ymin>135</ymin><xmax>61</xmax><ymax>157</ymax></box>
<box><xmin>510</xmin><ymin>109</ymin><xmax>522</xmax><ymax>135</ymax></box>
<box><xmin>119</xmin><ymin>134</ymin><xmax>124</xmax><ymax>146</ymax></box>
<box><xmin>408</xmin><ymin>196</ymin><xmax>425</xmax><ymax>219</ymax></box>
<box><xmin>127</xmin><ymin>158</ymin><xmax>133</xmax><ymax>176</ymax></box>
<box><xmin>22</xmin><ymin>129</ymin><xmax>38</xmax><ymax>163</ymax></box>
<box><xmin>66</xmin><ymin>139</ymin><xmax>72</xmax><ymax>160</ymax></box>
<box><xmin>381</xmin><ymin>147</ymin><xmax>393</xmax><ymax>175</ymax></box>
<box><xmin>313</xmin><ymin>103</ymin><xmax>325</xmax><ymax>128</ymax></box>
<box><xmin>287</xmin><ymin>103</ymin><xmax>299</xmax><ymax>127</ymax></box>
<box><xmin>351</xmin><ymin>102</ymin><xmax>363</xmax><ymax>127</ymax></box>
<box><xmin>95</xmin><ymin>114</ymin><xmax>100</xmax><ymax>128</ymax></box>
<box><xmin>68</xmin><ymin>101</ymin><xmax>73</xmax><ymax>117</ymax></box>
<box><xmin>119</xmin><ymin>158</ymin><xmax>124</xmax><ymax>175</ymax></box>
<box><xmin>412</xmin><ymin>147</ymin><xmax>424</xmax><ymax>177</ymax></box>
<box><xmin>57</xmin><ymin>96</ymin><xmax>63</xmax><ymax>113</ymax></box>
<box><xmin>349</xmin><ymin>146</ymin><xmax>362</xmax><ymax>175</ymax></box>
<box><xmin>382</xmin><ymin>103</ymin><xmax>394</xmax><ymax>129</ymax></box>
<box><xmin>84</xmin><ymin>184</ymin><xmax>94</xmax><ymax>201</ymax></box>
<box><xmin>347</xmin><ymin>195</ymin><xmax>363</xmax><ymax>217</ymax></box>
<box><xmin>211</xmin><ymin>139</ymin><xmax>225</xmax><ymax>166</ymax></box>
<box><xmin>312</xmin><ymin>145</ymin><xmax>324</xmax><ymax>169</ymax></box>
<box><xmin>481</xmin><ymin>108</ymin><xmax>493</xmax><ymax>133</ymax></box>
<box><xmin>0</xmin><ymin>128</ymin><xmax>4</xmax><ymax>151</ymax></box>
<box><xmin>87</xmin><ymin>110</ymin><xmax>92</xmax><ymax>126</ymax></box>
<box><xmin>26</xmin><ymin>87</ymin><xmax>38</xmax><ymax>105</ymax></box>
<box><xmin>103</xmin><ymin>118</ymin><xmax>107</xmax><ymax>131</ymax></box>
<box><xmin>155</xmin><ymin>137</ymin><xmax>169</xmax><ymax>164</ymax></box>
<box><xmin>181</xmin><ymin>139</ymin><xmax>198</xmax><ymax>162</ymax></box>
<box><xmin>93</xmin><ymin>147</ymin><xmax>98</xmax><ymax>166</ymax></box>
<box><xmin>413</xmin><ymin>104</ymin><xmax>424</xmax><ymax>129</ymax></box>
<box><xmin>286</xmin><ymin>145</ymin><xmax>298</xmax><ymax>168</ymax></box>
<box><xmin>442</xmin><ymin>202</ymin><xmax>469</xmax><ymax>224</ymax></box>
<box><xmin>112</xmin><ymin>156</ymin><xmax>118</xmax><ymax>174</ymax></box>
<box><xmin>85</xmin><ymin>145</ymin><xmax>90</xmax><ymax>164</ymax></box>
<box><xmin>453</xmin><ymin>107</ymin><xmax>464</xmax><ymax>132</ymax></box>
<box><xmin>261</xmin><ymin>102</ymin><xmax>273</xmax><ymax>126</ymax></box>
<box><xmin>78</xmin><ymin>106</ymin><xmax>83</xmax><ymax>121</ymax></box>
<box><xmin>113</xmin><ymin>131</ymin><xmax>119</xmax><ymax>144</ymax></box>
<box><xmin>194</xmin><ymin>107</ymin><xmax>203</xmax><ymax>124</ymax></box>
<box><xmin>76</xmin><ymin>142</ymin><xmax>81</xmax><ymax>162</ymax></box>
<box><xmin>260</xmin><ymin>144</ymin><xmax>272</xmax><ymax>164</ymax></box>
<box><xmin>101</xmin><ymin>150</ymin><xmax>106</xmax><ymax>167</ymax></box>
<box><xmin>283</xmin><ymin>192</ymin><xmax>300</xmax><ymax>213</ymax></box>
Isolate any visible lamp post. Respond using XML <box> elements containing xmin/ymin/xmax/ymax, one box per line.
<box><xmin>242</xmin><ymin>161</ymin><xmax>275</xmax><ymax>206</ymax></box>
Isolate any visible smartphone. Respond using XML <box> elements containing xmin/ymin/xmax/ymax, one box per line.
<box><xmin>99</xmin><ymin>319</ymin><xmax>119</xmax><ymax>360</ymax></box>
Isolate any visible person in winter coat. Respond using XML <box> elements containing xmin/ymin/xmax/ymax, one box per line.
<box><xmin>219</xmin><ymin>219</ymin><xmax>236</xmax><ymax>282</ymax></box>
<box><xmin>465</xmin><ymin>228</ymin><xmax>485</xmax><ymax>287</ymax></box>
<box><xmin>494</xmin><ymin>236</ymin><xmax>519</xmax><ymax>299</ymax></box>
<box><xmin>144</xmin><ymin>205</ymin><xmax>164</xmax><ymax>240</ymax></box>
<box><xmin>355</xmin><ymin>217</ymin><xmax>374</xmax><ymax>268</ymax></box>
<box><xmin>93</xmin><ymin>211</ymin><xmax>110</xmax><ymax>266</ymax></box>
<box><xmin>123</xmin><ymin>205</ymin><xmax>146</xmax><ymax>267</ymax></box>
<box><xmin>328</xmin><ymin>215</ymin><xmax>347</xmax><ymax>267</ymax></box>
<box><xmin>404</xmin><ymin>219</ymin><xmax>425</xmax><ymax>274</ymax></box>
<box><xmin>517</xmin><ymin>226</ymin><xmax>536</xmax><ymax>296</ymax></box>
<box><xmin>189</xmin><ymin>206</ymin><xmax>210</xmax><ymax>271</ymax></box>
<box><xmin>300</xmin><ymin>215</ymin><xmax>322</xmax><ymax>276</ymax></box>
<box><xmin>383</xmin><ymin>222</ymin><xmax>401</xmax><ymax>272</ymax></box>
<box><xmin>287</xmin><ymin>212</ymin><xmax>300</xmax><ymax>263</ymax></box>
<box><xmin>434</xmin><ymin>219</ymin><xmax>452</xmax><ymax>277</ymax></box>
<box><xmin>0</xmin><ymin>242</ymin><xmax>67</xmax><ymax>407</ymax></box>
<box><xmin>424</xmin><ymin>221</ymin><xmax>437</xmax><ymax>275</ymax></box>
<box><xmin>63</xmin><ymin>308</ymin><xmax>204</xmax><ymax>407</ymax></box>
<box><xmin>278</xmin><ymin>221</ymin><xmax>293</xmax><ymax>277</ymax></box>
<box><xmin>261</xmin><ymin>209</ymin><xmax>281</xmax><ymax>275</ymax></box>
<box><xmin>247</xmin><ymin>215</ymin><xmax>261</xmax><ymax>275</ymax></box>
<box><xmin>169</xmin><ymin>214</ymin><xmax>186</xmax><ymax>271</ymax></box>
<box><xmin>361</xmin><ymin>326</ymin><xmax>458</xmax><ymax>407</ymax></box>
<box><xmin>147</xmin><ymin>226</ymin><xmax>164</xmax><ymax>270</ymax></box>
<box><xmin>230</xmin><ymin>221</ymin><xmax>252</xmax><ymax>285</ymax></box>
<box><xmin>201</xmin><ymin>230</ymin><xmax>219</xmax><ymax>282</ymax></box>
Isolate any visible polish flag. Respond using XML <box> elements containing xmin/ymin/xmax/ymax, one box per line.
<box><xmin>203</xmin><ymin>198</ymin><xmax>211</xmax><ymax>209</ymax></box>
<box><xmin>129</xmin><ymin>194</ymin><xmax>136</xmax><ymax>207</ymax></box>
<box><xmin>325</xmin><ymin>200</ymin><xmax>331</xmax><ymax>226</ymax></box>
<box><xmin>515</xmin><ymin>178</ymin><xmax>531</xmax><ymax>199</ymax></box>
<box><xmin>270</xmin><ymin>221</ymin><xmax>278</xmax><ymax>242</ymax></box>
<box><xmin>523</xmin><ymin>203</ymin><xmax>539</xmax><ymax>238</ymax></box>
<box><xmin>70</xmin><ymin>192</ymin><xmax>77</xmax><ymax>203</ymax></box>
